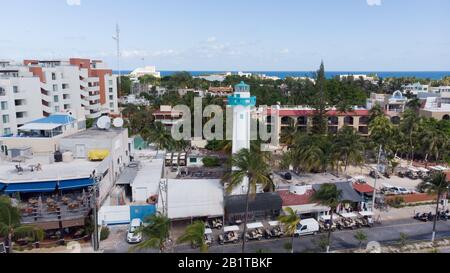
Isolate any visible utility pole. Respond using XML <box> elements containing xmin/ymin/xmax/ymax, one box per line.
<box><xmin>371</xmin><ymin>145</ymin><xmax>383</xmax><ymax>211</ymax></box>
<box><xmin>112</xmin><ymin>23</ymin><xmax>121</xmax><ymax>96</ymax></box>
<box><xmin>89</xmin><ymin>174</ymin><xmax>100</xmax><ymax>251</ymax></box>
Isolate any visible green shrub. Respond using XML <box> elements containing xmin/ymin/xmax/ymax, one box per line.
<box><xmin>386</xmin><ymin>196</ymin><xmax>405</xmax><ymax>208</ymax></box>
<box><xmin>100</xmin><ymin>226</ymin><xmax>110</xmax><ymax>241</ymax></box>
<box><xmin>202</xmin><ymin>156</ymin><xmax>221</xmax><ymax>167</ymax></box>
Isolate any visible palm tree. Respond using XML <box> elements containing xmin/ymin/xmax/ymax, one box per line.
<box><xmin>0</xmin><ymin>196</ymin><xmax>44</xmax><ymax>253</ymax></box>
<box><xmin>133</xmin><ymin>213</ymin><xmax>170</xmax><ymax>252</ymax></box>
<box><xmin>399</xmin><ymin>109</ymin><xmax>421</xmax><ymax>163</ymax></box>
<box><xmin>310</xmin><ymin>183</ymin><xmax>343</xmax><ymax>253</ymax></box>
<box><xmin>418</xmin><ymin>172</ymin><xmax>450</xmax><ymax>242</ymax></box>
<box><xmin>177</xmin><ymin>221</ymin><xmax>208</xmax><ymax>253</ymax></box>
<box><xmin>280</xmin><ymin>121</ymin><xmax>297</xmax><ymax>148</ymax></box>
<box><xmin>278</xmin><ymin>207</ymin><xmax>300</xmax><ymax>253</ymax></box>
<box><xmin>369</xmin><ymin>115</ymin><xmax>394</xmax><ymax>151</ymax></box>
<box><xmin>354</xmin><ymin>231</ymin><xmax>368</xmax><ymax>250</ymax></box>
<box><xmin>333</xmin><ymin>127</ymin><xmax>365</xmax><ymax>173</ymax></box>
<box><xmin>146</xmin><ymin>122</ymin><xmax>175</xmax><ymax>157</ymax></box>
<box><xmin>223</xmin><ymin>148</ymin><xmax>273</xmax><ymax>253</ymax></box>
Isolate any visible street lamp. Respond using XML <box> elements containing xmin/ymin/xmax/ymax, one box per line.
<box><xmin>89</xmin><ymin>171</ymin><xmax>101</xmax><ymax>251</ymax></box>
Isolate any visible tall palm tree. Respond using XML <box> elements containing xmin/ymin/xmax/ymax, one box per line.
<box><xmin>399</xmin><ymin>109</ymin><xmax>421</xmax><ymax>163</ymax></box>
<box><xmin>177</xmin><ymin>221</ymin><xmax>208</xmax><ymax>253</ymax></box>
<box><xmin>418</xmin><ymin>172</ymin><xmax>450</xmax><ymax>242</ymax></box>
<box><xmin>278</xmin><ymin>207</ymin><xmax>300</xmax><ymax>253</ymax></box>
<box><xmin>280</xmin><ymin>121</ymin><xmax>297</xmax><ymax>148</ymax></box>
<box><xmin>369</xmin><ymin>115</ymin><xmax>394</xmax><ymax>151</ymax></box>
<box><xmin>333</xmin><ymin>127</ymin><xmax>365</xmax><ymax>173</ymax></box>
<box><xmin>0</xmin><ymin>196</ymin><xmax>44</xmax><ymax>253</ymax></box>
<box><xmin>223</xmin><ymin>148</ymin><xmax>273</xmax><ymax>253</ymax></box>
<box><xmin>133</xmin><ymin>213</ymin><xmax>170</xmax><ymax>253</ymax></box>
<box><xmin>146</xmin><ymin>122</ymin><xmax>175</xmax><ymax>156</ymax></box>
<box><xmin>310</xmin><ymin>183</ymin><xmax>343</xmax><ymax>253</ymax></box>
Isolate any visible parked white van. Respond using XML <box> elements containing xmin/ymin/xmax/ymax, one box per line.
<box><xmin>295</xmin><ymin>218</ymin><xmax>319</xmax><ymax>236</ymax></box>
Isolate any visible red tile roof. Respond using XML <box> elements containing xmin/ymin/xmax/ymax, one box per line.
<box><xmin>352</xmin><ymin>183</ymin><xmax>374</xmax><ymax>194</ymax></box>
<box><xmin>278</xmin><ymin>190</ymin><xmax>315</xmax><ymax>206</ymax></box>
<box><xmin>266</xmin><ymin>109</ymin><xmax>369</xmax><ymax>117</ymax></box>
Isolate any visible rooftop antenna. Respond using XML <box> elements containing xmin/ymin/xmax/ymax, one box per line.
<box><xmin>112</xmin><ymin>23</ymin><xmax>121</xmax><ymax>96</ymax></box>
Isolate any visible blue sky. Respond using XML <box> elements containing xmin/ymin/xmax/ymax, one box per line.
<box><xmin>1</xmin><ymin>0</ymin><xmax>449</xmax><ymax>71</ymax></box>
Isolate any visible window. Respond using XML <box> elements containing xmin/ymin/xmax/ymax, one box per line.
<box><xmin>189</xmin><ymin>158</ymin><xmax>198</xmax><ymax>163</ymax></box>
<box><xmin>13</xmin><ymin>86</ymin><xmax>19</xmax><ymax>93</ymax></box>
<box><xmin>16</xmin><ymin>112</ymin><xmax>26</xmax><ymax>119</ymax></box>
<box><xmin>62</xmin><ymin>84</ymin><xmax>69</xmax><ymax>89</ymax></box>
<box><xmin>109</xmin><ymin>95</ymin><xmax>114</xmax><ymax>100</ymax></box>
<box><xmin>54</xmin><ymin>106</ymin><xmax>60</xmax><ymax>112</ymax></box>
<box><xmin>109</xmin><ymin>80</ymin><xmax>113</xmax><ymax>85</ymax></box>
<box><xmin>1</xmin><ymin>102</ymin><xmax>7</xmax><ymax>110</ymax></box>
<box><xmin>2</xmin><ymin>114</ymin><xmax>9</xmax><ymax>123</ymax></box>
<box><xmin>52</xmin><ymin>73</ymin><xmax>56</xmax><ymax>80</ymax></box>
<box><xmin>63</xmin><ymin>94</ymin><xmax>70</xmax><ymax>99</ymax></box>
<box><xmin>53</xmin><ymin>95</ymin><xmax>59</xmax><ymax>102</ymax></box>
<box><xmin>3</xmin><ymin>128</ymin><xmax>11</xmax><ymax>135</ymax></box>
<box><xmin>109</xmin><ymin>88</ymin><xmax>113</xmax><ymax>93</ymax></box>
<box><xmin>110</xmin><ymin>103</ymin><xmax>114</xmax><ymax>108</ymax></box>
<box><xmin>53</xmin><ymin>84</ymin><xmax>58</xmax><ymax>92</ymax></box>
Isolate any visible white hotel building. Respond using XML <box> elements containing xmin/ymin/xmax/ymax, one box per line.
<box><xmin>0</xmin><ymin>58</ymin><xmax>119</xmax><ymax>136</ymax></box>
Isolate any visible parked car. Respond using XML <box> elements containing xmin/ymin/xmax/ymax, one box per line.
<box><xmin>406</xmin><ymin>170</ymin><xmax>419</xmax><ymax>180</ymax></box>
<box><xmin>295</xmin><ymin>218</ymin><xmax>319</xmax><ymax>236</ymax></box>
<box><xmin>358</xmin><ymin>211</ymin><xmax>374</xmax><ymax>227</ymax></box>
<box><xmin>127</xmin><ymin>218</ymin><xmax>143</xmax><ymax>244</ymax></box>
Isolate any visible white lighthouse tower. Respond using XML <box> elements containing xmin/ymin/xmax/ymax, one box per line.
<box><xmin>228</xmin><ymin>81</ymin><xmax>256</xmax><ymax>195</ymax></box>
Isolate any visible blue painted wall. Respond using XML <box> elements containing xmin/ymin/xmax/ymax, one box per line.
<box><xmin>130</xmin><ymin>205</ymin><xmax>156</xmax><ymax>222</ymax></box>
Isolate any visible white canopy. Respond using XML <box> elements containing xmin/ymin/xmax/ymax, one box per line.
<box><xmin>417</xmin><ymin>167</ymin><xmax>430</xmax><ymax>173</ymax></box>
<box><xmin>19</xmin><ymin>123</ymin><xmax>61</xmax><ymax>131</ymax></box>
<box><xmin>224</xmin><ymin>226</ymin><xmax>240</xmax><ymax>232</ymax></box>
<box><xmin>340</xmin><ymin>212</ymin><xmax>358</xmax><ymax>218</ymax></box>
<box><xmin>359</xmin><ymin>211</ymin><xmax>374</xmax><ymax>217</ymax></box>
<box><xmin>408</xmin><ymin>166</ymin><xmax>420</xmax><ymax>172</ymax></box>
<box><xmin>268</xmin><ymin>221</ymin><xmax>280</xmax><ymax>227</ymax></box>
<box><xmin>247</xmin><ymin>222</ymin><xmax>264</xmax><ymax>229</ymax></box>
<box><xmin>320</xmin><ymin>215</ymin><xmax>339</xmax><ymax>221</ymax></box>
<box><xmin>205</xmin><ymin>228</ymin><xmax>213</xmax><ymax>235</ymax></box>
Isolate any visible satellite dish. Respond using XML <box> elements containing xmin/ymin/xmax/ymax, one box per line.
<box><xmin>96</xmin><ymin>116</ymin><xmax>111</xmax><ymax>130</ymax></box>
<box><xmin>113</xmin><ymin>118</ymin><xmax>124</xmax><ymax>128</ymax></box>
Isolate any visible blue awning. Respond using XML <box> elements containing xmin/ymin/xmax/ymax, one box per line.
<box><xmin>58</xmin><ymin>178</ymin><xmax>93</xmax><ymax>190</ymax></box>
<box><xmin>4</xmin><ymin>182</ymin><xmax>57</xmax><ymax>193</ymax></box>
<box><xmin>0</xmin><ymin>183</ymin><xmax>6</xmax><ymax>191</ymax></box>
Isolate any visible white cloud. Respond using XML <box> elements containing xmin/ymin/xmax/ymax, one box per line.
<box><xmin>66</xmin><ymin>0</ymin><xmax>81</xmax><ymax>6</ymax></box>
<box><xmin>207</xmin><ymin>37</ymin><xmax>217</xmax><ymax>43</ymax></box>
<box><xmin>366</xmin><ymin>0</ymin><xmax>382</xmax><ymax>6</ymax></box>
<box><xmin>280</xmin><ymin>48</ymin><xmax>290</xmax><ymax>54</ymax></box>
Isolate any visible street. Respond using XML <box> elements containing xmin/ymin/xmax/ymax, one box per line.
<box><xmin>103</xmin><ymin>218</ymin><xmax>450</xmax><ymax>253</ymax></box>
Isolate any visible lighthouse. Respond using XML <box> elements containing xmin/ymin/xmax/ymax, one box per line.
<box><xmin>227</xmin><ymin>81</ymin><xmax>256</xmax><ymax>195</ymax></box>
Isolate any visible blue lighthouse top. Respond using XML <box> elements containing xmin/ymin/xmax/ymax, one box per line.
<box><xmin>228</xmin><ymin>81</ymin><xmax>256</xmax><ymax>106</ymax></box>
<box><xmin>234</xmin><ymin>81</ymin><xmax>250</xmax><ymax>93</ymax></box>
<box><xmin>235</xmin><ymin>81</ymin><xmax>250</xmax><ymax>89</ymax></box>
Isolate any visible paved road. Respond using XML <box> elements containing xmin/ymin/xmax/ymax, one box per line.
<box><xmin>103</xmin><ymin>218</ymin><xmax>450</xmax><ymax>253</ymax></box>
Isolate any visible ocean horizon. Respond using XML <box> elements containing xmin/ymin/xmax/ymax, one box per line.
<box><xmin>114</xmin><ymin>70</ymin><xmax>450</xmax><ymax>81</ymax></box>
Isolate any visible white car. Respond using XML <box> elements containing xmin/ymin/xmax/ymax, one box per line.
<box><xmin>127</xmin><ymin>218</ymin><xmax>143</xmax><ymax>244</ymax></box>
<box><xmin>395</xmin><ymin>187</ymin><xmax>412</xmax><ymax>195</ymax></box>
